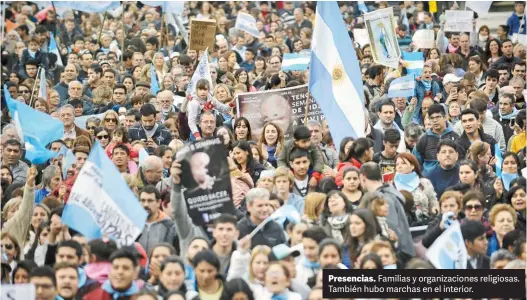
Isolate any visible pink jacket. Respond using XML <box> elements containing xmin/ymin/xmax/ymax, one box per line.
<box><xmin>231</xmin><ymin>169</ymin><xmax>254</xmax><ymax>208</ymax></box>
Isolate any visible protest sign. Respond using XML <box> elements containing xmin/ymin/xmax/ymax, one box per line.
<box><xmin>236</xmin><ymin>85</ymin><xmax>324</xmax><ymax>141</ymax></box>
<box><xmin>426</xmin><ymin>221</ymin><xmax>467</xmax><ymax>269</ymax></box>
<box><xmin>189</xmin><ymin>19</ymin><xmax>217</xmax><ymax>51</ymax></box>
<box><xmin>1</xmin><ymin>284</ymin><xmax>35</xmax><ymax>300</ymax></box>
<box><xmin>352</xmin><ymin>28</ymin><xmax>369</xmax><ymax>48</ymax></box>
<box><xmin>444</xmin><ymin>10</ymin><xmax>474</xmax><ymax>32</ymax></box>
<box><xmin>62</xmin><ymin>141</ymin><xmax>147</xmax><ymax>247</ymax></box>
<box><xmin>364</xmin><ymin>7</ymin><xmax>401</xmax><ymax>69</ymax></box>
<box><xmin>412</xmin><ymin>29</ymin><xmax>435</xmax><ymax>49</ymax></box>
<box><xmin>175</xmin><ymin>137</ymin><xmax>234</xmax><ymax>230</ymax></box>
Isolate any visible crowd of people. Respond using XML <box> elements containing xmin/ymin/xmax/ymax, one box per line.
<box><xmin>1</xmin><ymin>1</ymin><xmax>527</xmax><ymax>300</ymax></box>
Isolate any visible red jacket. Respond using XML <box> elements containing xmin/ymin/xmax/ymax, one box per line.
<box><xmin>83</xmin><ymin>286</ymin><xmax>136</xmax><ymax>300</ymax></box>
<box><xmin>335</xmin><ymin>158</ymin><xmax>362</xmax><ymax>187</ymax></box>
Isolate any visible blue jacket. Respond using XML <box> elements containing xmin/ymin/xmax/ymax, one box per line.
<box><xmin>412</xmin><ymin>79</ymin><xmax>441</xmax><ymax>124</ymax></box>
<box><xmin>486</xmin><ymin>232</ymin><xmax>500</xmax><ymax>257</ymax></box>
<box><xmin>287</xmin><ymin>193</ymin><xmax>305</xmax><ymax>215</ymax></box>
<box><xmin>413</xmin><ymin>126</ymin><xmax>460</xmax><ymax>175</ymax></box>
<box><xmin>507</xmin><ymin>13</ymin><xmax>527</xmax><ymax>36</ymax></box>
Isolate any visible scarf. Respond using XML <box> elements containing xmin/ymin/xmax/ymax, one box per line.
<box><xmin>448</xmin><ymin>43</ymin><xmax>459</xmax><ymax>53</ymax></box>
<box><xmin>303</xmin><ymin>257</ymin><xmax>321</xmax><ymax>270</ymax></box>
<box><xmin>499</xmin><ymin>108</ymin><xmax>519</xmax><ymax>120</ymax></box>
<box><xmin>272</xmin><ymin>292</ymin><xmax>289</xmax><ymax>300</ymax></box>
<box><xmin>421</xmin><ymin>79</ymin><xmax>431</xmax><ymax>91</ymax></box>
<box><xmin>101</xmin><ymin>280</ymin><xmax>138</xmax><ymax>300</ymax></box>
<box><xmin>384</xmin><ymin>264</ymin><xmax>397</xmax><ymax>269</ymax></box>
<box><xmin>502</xmin><ymin>172</ymin><xmax>519</xmax><ymax>191</ymax></box>
<box><xmin>327</xmin><ymin>215</ymin><xmax>348</xmax><ymax>243</ymax></box>
<box><xmin>394</xmin><ymin>172</ymin><xmax>420</xmax><ymax>192</ymax></box>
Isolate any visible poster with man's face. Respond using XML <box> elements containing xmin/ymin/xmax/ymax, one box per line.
<box><xmin>175</xmin><ymin>137</ymin><xmax>234</xmax><ymax>230</ymax></box>
<box><xmin>236</xmin><ymin>85</ymin><xmax>326</xmax><ymax>141</ymax></box>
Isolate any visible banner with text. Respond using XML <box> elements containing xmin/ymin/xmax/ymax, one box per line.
<box><xmin>236</xmin><ymin>85</ymin><xmax>324</xmax><ymax>141</ymax></box>
<box><xmin>445</xmin><ymin>10</ymin><xmax>474</xmax><ymax>32</ymax></box>
<box><xmin>175</xmin><ymin>137</ymin><xmax>234</xmax><ymax>230</ymax></box>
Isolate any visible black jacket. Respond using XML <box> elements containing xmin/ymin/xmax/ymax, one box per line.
<box><xmin>237</xmin><ymin>214</ymin><xmax>286</xmax><ymax>249</ymax></box>
<box><xmin>456</xmin><ymin>129</ymin><xmax>497</xmax><ymax>159</ymax></box>
<box><xmin>128</xmin><ymin>124</ymin><xmax>173</xmax><ymax>154</ymax></box>
<box><xmin>466</xmin><ymin>255</ymin><xmax>490</xmax><ymax>269</ymax></box>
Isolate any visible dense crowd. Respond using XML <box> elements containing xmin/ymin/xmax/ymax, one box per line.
<box><xmin>1</xmin><ymin>1</ymin><xmax>527</xmax><ymax>300</ymax></box>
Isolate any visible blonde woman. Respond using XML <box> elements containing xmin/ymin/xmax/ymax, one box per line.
<box><xmin>101</xmin><ymin>110</ymin><xmax>119</xmax><ymax>132</ymax></box>
<box><xmin>153</xmin><ymin>52</ymin><xmax>169</xmax><ymax>84</ymax></box>
<box><xmin>91</xmin><ymin>85</ymin><xmax>113</xmax><ymax>114</ymax></box>
<box><xmin>302</xmin><ymin>192</ymin><xmax>326</xmax><ymax>227</ymax></box>
<box><xmin>227</xmin><ymin>239</ymin><xmax>271</xmax><ymax>289</ymax></box>
<box><xmin>213</xmin><ymin>83</ymin><xmax>233</xmax><ymax>104</ymax></box>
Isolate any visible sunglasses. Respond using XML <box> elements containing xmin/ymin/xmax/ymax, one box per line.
<box><xmin>2</xmin><ymin>243</ymin><xmax>14</xmax><ymax>250</ymax></box>
<box><xmin>105</xmin><ymin>118</ymin><xmax>117</xmax><ymax>122</ymax></box>
<box><xmin>465</xmin><ymin>204</ymin><xmax>483</xmax><ymax>211</ymax></box>
<box><xmin>87</xmin><ymin>126</ymin><xmax>96</xmax><ymax>130</ymax></box>
<box><xmin>19</xmin><ymin>90</ymin><xmax>30</xmax><ymax>94</ymax></box>
<box><xmin>97</xmin><ymin>135</ymin><xmax>109</xmax><ymax>140</ymax></box>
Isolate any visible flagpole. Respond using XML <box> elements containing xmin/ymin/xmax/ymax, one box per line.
<box><xmin>160</xmin><ymin>12</ymin><xmax>165</xmax><ymax>50</ymax></box>
<box><xmin>165</xmin><ymin>13</ymin><xmax>170</xmax><ymax>49</ymax></box>
<box><xmin>121</xmin><ymin>3</ymin><xmax>125</xmax><ymax>65</ymax></box>
<box><xmin>98</xmin><ymin>12</ymin><xmax>108</xmax><ymax>44</ymax></box>
<box><xmin>303</xmin><ymin>90</ymin><xmax>311</xmax><ymax>125</ymax></box>
<box><xmin>29</xmin><ymin>67</ymin><xmax>42</xmax><ymax>107</ymax></box>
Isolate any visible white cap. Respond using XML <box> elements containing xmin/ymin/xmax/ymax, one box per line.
<box><xmin>443</xmin><ymin>73</ymin><xmax>462</xmax><ymax>85</ymax></box>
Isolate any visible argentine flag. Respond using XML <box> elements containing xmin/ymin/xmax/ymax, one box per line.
<box><xmin>144</xmin><ymin>1</ymin><xmax>184</xmax><ymax>14</ymax></box>
<box><xmin>53</xmin><ymin>1</ymin><xmax>120</xmax><ymax>15</ymax></box>
<box><xmin>150</xmin><ymin>64</ymin><xmax>160</xmax><ymax>95</ymax></box>
<box><xmin>235</xmin><ymin>12</ymin><xmax>260</xmax><ymax>38</ymax></box>
<box><xmin>49</xmin><ymin>32</ymin><xmax>62</xmax><ymax>66</ymax></box>
<box><xmin>282</xmin><ymin>53</ymin><xmax>310</xmax><ymax>71</ymax></box>
<box><xmin>388</xmin><ymin>75</ymin><xmax>416</xmax><ymax>98</ymax></box>
<box><xmin>186</xmin><ymin>49</ymin><xmax>213</xmax><ymax>96</ymax></box>
<box><xmin>309</xmin><ymin>1</ymin><xmax>365</xmax><ymax>148</ymax></box>
<box><xmin>426</xmin><ymin>221</ymin><xmax>467</xmax><ymax>269</ymax></box>
<box><xmin>62</xmin><ymin>141</ymin><xmax>147</xmax><ymax>247</ymax></box>
<box><xmin>402</xmin><ymin>51</ymin><xmax>424</xmax><ymax>77</ymax></box>
<box><xmin>4</xmin><ymin>86</ymin><xmax>63</xmax><ymax>164</ymax></box>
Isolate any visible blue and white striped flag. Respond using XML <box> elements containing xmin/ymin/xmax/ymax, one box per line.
<box><xmin>309</xmin><ymin>1</ymin><xmax>365</xmax><ymax>148</ymax></box>
<box><xmin>235</xmin><ymin>12</ymin><xmax>260</xmax><ymax>38</ymax></box>
<box><xmin>60</xmin><ymin>146</ymin><xmax>76</xmax><ymax>179</ymax></box>
<box><xmin>49</xmin><ymin>32</ymin><xmax>62</xmax><ymax>66</ymax></box>
<box><xmin>388</xmin><ymin>75</ymin><xmax>416</xmax><ymax>98</ymax></box>
<box><xmin>4</xmin><ymin>86</ymin><xmax>63</xmax><ymax>164</ymax></box>
<box><xmin>495</xmin><ymin>143</ymin><xmax>503</xmax><ymax>178</ymax></box>
<box><xmin>281</xmin><ymin>53</ymin><xmax>310</xmax><ymax>71</ymax></box>
<box><xmin>150</xmin><ymin>64</ymin><xmax>160</xmax><ymax>95</ymax></box>
<box><xmin>426</xmin><ymin>221</ymin><xmax>467</xmax><ymax>269</ymax></box>
<box><xmin>144</xmin><ymin>1</ymin><xmax>184</xmax><ymax>14</ymax></box>
<box><xmin>62</xmin><ymin>141</ymin><xmax>147</xmax><ymax>246</ymax></box>
<box><xmin>38</xmin><ymin>67</ymin><xmax>47</xmax><ymax>99</ymax></box>
<box><xmin>402</xmin><ymin>51</ymin><xmax>424</xmax><ymax>77</ymax></box>
<box><xmin>186</xmin><ymin>49</ymin><xmax>213</xmax><ymax>96</ymax></box>
<box><xmin>53</xmin><ymin>1</ymin><xmax>120</xmax><ymax>15</ymax></box>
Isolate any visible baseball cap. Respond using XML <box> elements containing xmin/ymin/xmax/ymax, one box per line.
<box><xmin>271</xmin><ymin>244</ymin><xmax>301</xmax><ymax>261</ymax></box>
<box><xmin>443</xmin><ymin>73</ymin><xmax>462</xmax><ymax>85</ymax></box>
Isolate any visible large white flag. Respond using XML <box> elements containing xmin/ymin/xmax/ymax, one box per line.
<box><xmin>186</xmin><ymin>49</ymin><xmax>213</xmax><ymax>96</ymax></box>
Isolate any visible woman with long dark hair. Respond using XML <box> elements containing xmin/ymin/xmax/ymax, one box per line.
<box><xmin>336</xmin><ymin>137</ymin><xmax>374</xmax><ymax>187</ymax></box>
<box><xmin>232</xmin><ymin>141</ymin><xmax>264</xmax><ymax>185</ymax></box>
<box><xmin>233</xmin><ymin>117</ymin><xmax>252</xmax><ymax>142</ymax></box>
<box><xmin>484</xmin><ymin>39</ymin><xmax>503</xmax><ymax>65</ymax></box>
<box><xmin>346</xmin><ymin>209</ymin><xmax>380</xmax><ymax>267</ymax></box>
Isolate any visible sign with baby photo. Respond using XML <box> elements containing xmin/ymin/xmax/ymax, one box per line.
<box><xmin>236</xmin><ymin>85</ymin><xmax>325</xmax><ymax>141</ymax></box>
<box><xmin>175</xmin><ymin>137</ymin><xmax>234</xmax><ymax>230</ymax></box>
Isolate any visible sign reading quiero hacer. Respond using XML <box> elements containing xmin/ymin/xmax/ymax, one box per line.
<box><xmin>189</xmin><ymin>19</ymin><xmax>217</xmax><ymax>51</ymax></box>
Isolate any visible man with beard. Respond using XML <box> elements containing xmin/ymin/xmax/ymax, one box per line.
<box><xmin>158</xmin><ymin>90</ymin><xmax>178</xmax><ymax>120</ymax></box>
<box><xmin>137</xmin><ymin>185</ymin><xmax>178</xmax><ymax>254</ymax></box>
<box><xmin>128</xmin><ymin>104</ymin><xmax>172</xmax><ymax>153</ymax></box>
<box><xmin>54</xmin><ymin>263</ymin><xmax>79</xmax><ymax>300</ymax></box>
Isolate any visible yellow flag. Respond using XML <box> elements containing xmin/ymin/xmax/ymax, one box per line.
<box><xmin>429</xmin><ymin>1</ymin><xmax>437</xmax><ymax>13</ymax></box>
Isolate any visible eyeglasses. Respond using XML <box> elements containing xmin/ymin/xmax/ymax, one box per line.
<box><xmin>97</xmin><ymin>135</ymin><xmax>109</xmax><ymax>140</ymax></box>
<box><xmin>465</xmin><ymin>204</ymin><xmax>483</xmax><ymax>211</ymax></box>
<box><xmin>87</xmin><ymin>126</ymin><xmax>96</xmax><ymax>130</ymax></box>
<box><xmin>105</xmin><ymin>118</ymin><xmax>117</xmax><ymax>123</ymax></box>
<box><xmin>2</xmin><ymin>243</ymin><xmax>14</xmax><ymax>250</ymax></box>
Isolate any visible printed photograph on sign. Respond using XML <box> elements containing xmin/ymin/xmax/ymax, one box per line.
<box><xmin>237</xmin><ymin>85</ymin><xmax>325</xmax><ymax>141</ymax></box>
<box><xmin>175</xmin><ymin>137</ymin><xmax>234</xmax><ymax>230</ymax></box>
